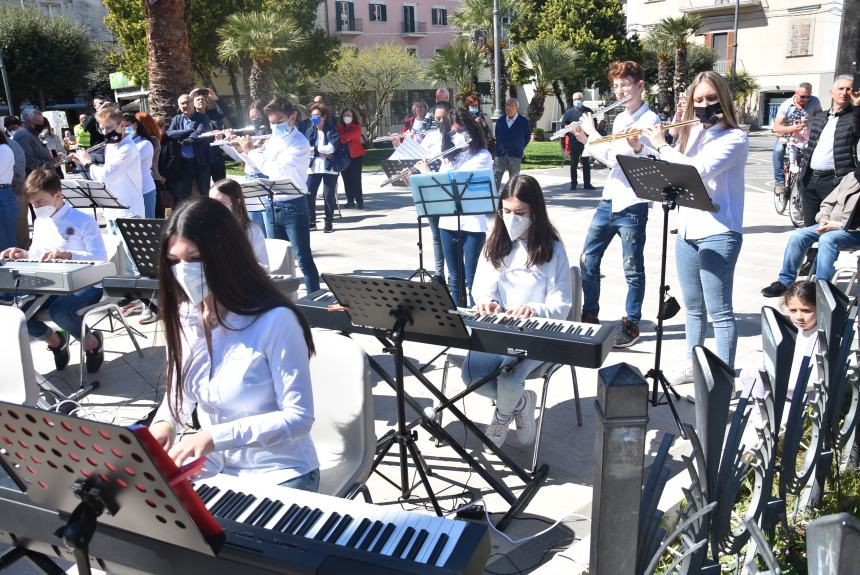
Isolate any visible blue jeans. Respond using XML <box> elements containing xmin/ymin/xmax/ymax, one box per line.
<box><xmin>580</xmin><ymin>200</ymin><xmax>648</xmax><ymax>322</ymax></box>
<box><xmin>263</xmin><ymin>196</ymin><xmax>320</xmax><ymax>293</ymax></box>
<box><xmin>142</xmin><ymin>190</ymin><xmax>157</xmax><ymax>219</ymax></box>
<box><xmin>675</xmin><ymin>232</ymin><xmax>743</xmax><ymax>368</ymax></box>
<box><xmin>439</xmin><ymin>228</ymin><xmax>485</xmax><ymax>307</ymax></box>
<box><xmin>306</xmin><ymin>173</ymin><xmax>338</xmax><ymax>225</ymax></box>
<box><xmin>427</xmin><ymin>216</ymin><xmax>444</xmax><ymax>277</ymax></box>
<box><xmin>23</xmin><ymin>287</ymin><xmax>103</xmax><ymax>341</ymax></box>
<box><xmin>0</xmin><ymin>185</ymin><xmax>18</xmax><ymax>251</ymax></box>
<box><xmin>278</xmin><ymin>468</ymin><xmax>319</xmax><ymax>492</ymax></box>
<box><xmin>462</xmin><ymin>352</ymin><xmax>544</xmax><ymax>418</ymax></box>
<box><xmin>249</xmin><ymin>209</ymin><xmax>266</xmax><ymax>234</ymax></box>
<box><xmin>778</xmin><ymin>225</ymin><xmax>860</xmax><ymax>285</ymax></box>
<box><xmin>772</xmin><ymin>139</ymin><xmax>785</xmax><ymax>184</ymax></box>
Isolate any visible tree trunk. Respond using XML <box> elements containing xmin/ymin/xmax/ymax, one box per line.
<box><xmin>552</xmin><ymin>80</ymin><xmax>566</xmax><ymax>115</ymax></box>
<box><xmin>227</xmin><ymin>63</ymin><xmax>244</xmax><ymax>124</ymax></box>
<box><xmin>674</xmin><ymin>44</ymin><xmax>688</xmax><ymax>104</ymax></box>
<box><xmin>249</xmin><ymin>59</ymin><xmax>272</xmax><ymax>104</ymax></box>
<box><xmin>143</xmin><ymin>0</ymin><xmax>194</xmax><ymax>120</ymax></box>
<box><xmin>526</xmin><ymin>90</ymin><xmax>545</xmax><ymax>130</ymax></box>
<box><xmin>657</xmin><ymin>56</ymin><xmax>672</xmax><ymax>112</ymax></box>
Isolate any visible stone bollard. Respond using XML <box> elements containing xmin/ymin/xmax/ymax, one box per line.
<box><xmin>806</xmin><ymin>512</ymin><xmax>860</xmax><ymax>574</ymax></box>
<box><xmin>590</xmin><ymin>362</ymin><xmax>649</xmax><ymax>575</ymax></box>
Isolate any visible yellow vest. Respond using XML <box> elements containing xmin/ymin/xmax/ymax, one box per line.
<box><xmin>73</xmin><ymin>123</ymin><xmax>91</xmax><ymax>147</ymax></box>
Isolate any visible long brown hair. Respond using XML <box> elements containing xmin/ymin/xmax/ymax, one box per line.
<box><xmin>676</xmin><ymin>71</ymin><xmax>740</xmax><ymax>154</ymax></box>
<box><xmin>484</xmin><ymin>174</ymin><xmax>560</xmax><ymax>269</ymax></box>
<box><xmin>210</xmin><ymin>179</ymin><xmax>251</xmax><ymax>231</ymax></box>
<box><xmin>158</xmin><ymin>197</ymin><xmax>315</xmax><ymax>420</ymax></box>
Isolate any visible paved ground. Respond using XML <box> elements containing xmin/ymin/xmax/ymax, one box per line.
<box><xmin>4</xmin><ymin>131</ymin><xmax>829</xmax><ymax>574</ymax></box>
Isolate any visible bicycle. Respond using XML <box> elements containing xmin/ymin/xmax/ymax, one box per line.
<box><xmin>773</xmin><ymin>138</ymin><xmax>796</xmax><ymax>215</ymax></box>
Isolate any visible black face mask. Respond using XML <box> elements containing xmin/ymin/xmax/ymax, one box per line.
<box><xmin>28</xmin><ymin>122</ymin><xmax>44</xmax><ymax>134</ymax></box>
<box><xmin>103</xmin><ymin>130</ymin><xmax>123</xmax><ymax>144</ymax></box>
<box><xmin>693</xmin><ymin>102</ymin><xmax>723</xmax><ymax>125</ymax></box>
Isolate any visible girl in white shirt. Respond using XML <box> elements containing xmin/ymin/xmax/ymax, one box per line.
<box><xmin>149</xmin><ymin>197</ymin><xmax>320</xmax><ymax>491</ymax></box>
<box><xmin>124</xmin><ymin>112</ymin><xmax>158</xmax><ymax>219</ymax></box>
<box><xmin>462</xmin><ymin>175</ymin><xmax>572</xmax><ymax>448</ymax></box>
<box><xmin>209</xmin><ymin>179</ymin><xmax>269</xmax><ymax>270</ymax></box>
<box><xmin>417</xmin><ymin>108</ymin><xmax>494</xmax><ymax>306</ymax></box>
<box><xmin>630</xmin><ymin>71</ymin><xmax>749</xmax><ymax>382</ymax></box>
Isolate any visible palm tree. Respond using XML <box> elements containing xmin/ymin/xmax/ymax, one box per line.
<box><xmin>217</xmin><ymin>11</ymin><xmax>302</xmax><ymax>104</ymax></box>
<box><xmin>143</xmin><ymin>0</ymin><xmax>194</xmax><ymax>119</ymax></box>
<box><xmin>450</xmin><ymin>0</ymin><xmax>523</xmax><ymax>110</ymax></box>
<box><xmin>653</xmin><ymin>14</ymin><xmax>703</xmax><ymax>104</ymax></box>
<box><xmin>644</xmin><ymin>34</ymin><xmax>673</xmax><ymax>113</ymax></box>
<box><xmin>425</xmin><ymin>41</ymin><xmax>484</xmax><ymax>102</ymax></box>
<box><xmin>518</xmin><ymin>38</ymin><xmax>577</xmax><ymax>128</ymax></box>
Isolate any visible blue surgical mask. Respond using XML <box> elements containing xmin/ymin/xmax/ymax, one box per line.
<box><xmin>271</xmin><ymin>122</ymin><xmax>292</xmax><ymax>137</ymax></box>
<box><xmin>172</xmin><ymin>261</ymin><xmax>209</xmax><ymax>306</ymax></box>
<box><xmin>469</xmin><ymin>107</ymin><xmax>479</xmax><ymax>115</ymax></box>
<box><xmin>311</xmin><ymin>116</ymin><xmax>321</xmax><ymax>126</ymax></box>
<box><xmin>573</xmin><ymin>101</ymin><xmax>583</xmax><ymax>109</ymax></box>
<box><xmin>124</xmin><ymin>126</ymin><xmax>136</xmax><ymax>138</ymax></box>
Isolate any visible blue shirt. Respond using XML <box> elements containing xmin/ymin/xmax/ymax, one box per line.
<box><xmin>180</xmin><ymin>116</ymin><xmax>195</xmax><ymax>159</ymax></box>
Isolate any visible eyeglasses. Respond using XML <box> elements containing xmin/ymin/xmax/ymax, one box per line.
<box><xmin>611</xmin><ymin>81</ymin><xmax>637</xmax><ymax>92</ymax></box>
<box><xmin>498</xmin><ymin>208</ymin><xmax>530</xmax><ymax>217</ymax></box>
<box><xmin>797</xmin><ymin>95</ymin><xmax>811</xmax><ymax>100</ymax></box>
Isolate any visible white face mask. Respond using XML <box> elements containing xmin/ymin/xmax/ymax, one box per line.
<box><xmin>452</xmin><ymin>131</ymin><xmax>469</xmax><ymax>149</ymax></box>
<box><xmin>33</xmin><ymin>205</ymin><xmax>56</xmax><ymax>220</ymax></box>
<box><xmin>343</xmin><ymin>116</ymin><xmax>353</xmax><ymax>125</ymax></box>
<box><xmin>172</xmin><ymin>261</ymin><xmax>209</xmax><ymax>306</ymax></box>
<box><xmin>503</xmin><ymin>212</ymin><xmax>532</xmax><ymax>241</ymax></box>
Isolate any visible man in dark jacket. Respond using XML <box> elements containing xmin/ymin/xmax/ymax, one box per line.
<box><xmin>165</xmin><ymin>94</ymin><xmax>212</xmax><ymax>204</ymax></box>
<box><xmin>12</xmin><ymin>108</ymin><xmax>54</xmax><ymax>174</ymax></box>
<box><xmin>192</xmin><ymin>88</ymin><xmax>230</xmax><ymax>183</ymax></box>
<box><xmin>493</xmin><ymin>98</ymin><xmax>531</xmax><ymax>189</ymax></box>
<box><xmin>560</xmin><ymin>92</ymin><xmax>596</xmax><ymax>190</ymax></box>
<box><xmin>797</xmin><ymin>75</ymin><xmax>859</xmax><ymax>227</ymax></box>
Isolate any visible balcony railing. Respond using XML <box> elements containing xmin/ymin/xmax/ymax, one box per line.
<box><xmin>713</xmin><ymin>59</ymin><xmax>745</xmax><ymax>74</ymax></box>
<box><xmin>401</xmin><ymin>21</ymin><xmax>427</xmax><ymax>36</ymax></box>
<box><xmin>680</xmin><ymin>0</ymin><xmax>764</xmax><ymax>14</ymax></box>
<box><xmin>335</xmin><ymin>17</ymin><xmax>363</xmax><ymax>33</ymax></box>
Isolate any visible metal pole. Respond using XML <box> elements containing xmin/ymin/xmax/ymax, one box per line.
<box><xmin>730</xmin><ymin>0</ymin><xmax>740</xmax><ymax>96</ymax></box>
<box><xmin>491</xmin><ymin>0</ymin><xmax>502</xmax><ymax>121</ymax></box>
<box><xmin>0</xmin><ymin>50</ymin><xmax>14</xmax><ymax>117</ymax></box>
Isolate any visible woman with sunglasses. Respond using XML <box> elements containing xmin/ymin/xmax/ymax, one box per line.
<box><xmin>462</xmin><ymin>174</ymin><xmax>571</xmax><ymax>448</ymax></box>
<box><xmin>415</xmin><ymin>108</ymin><xmax>493</xmax><ymax>306</ymax></box>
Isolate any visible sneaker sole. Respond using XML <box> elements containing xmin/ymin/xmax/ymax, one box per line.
<box><xmin>613</xmin><ymin>335</ymin><xmax>640</xmax><ymax>348</ymax></box>
<box><xmin>514</xmin><ymin>391</ymin><xmax>538</xmax><ymax>446</ymax></box>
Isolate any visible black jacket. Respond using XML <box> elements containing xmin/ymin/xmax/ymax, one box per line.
<box><xmin>165</xmin><ymin>112</ymin><xmax>212</xmax><ymax>166</ymax></box>
<box><xmin>304</xmin><ymin>119</ymin><xmax>340</xmax><ymax>172</ymax></box>
<box><xmin>800</xmin><ymin>103</ymin><xmax>859</xmax><ymax>184</ymax></box>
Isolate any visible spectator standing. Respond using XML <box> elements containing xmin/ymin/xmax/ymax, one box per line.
<box><xmin>249</xmin><ymin>100</ymin><xmax>271</xmax><ymax>136</ymax></box>
<box><xmin>73</xmin><ymin>113</ymin><xmax>91</xmax><ymax>149</ymax></box>
<box><xmin>772</xmin><ymin>82</ymin><xmax>822</xmax><ymax>197</ymax></box>
<box><xmin>466</xmin><ymin>94</ymin><xmax>493</xmax><ymax>152</ymax></box>
<box><xmin>193</xmin><ymin>88</ymin><xmax>229</xmax><ymax>182</ymax></box>
<box><xmin>561</xmin><ymin>92</ymin><xmax>595</xmax><ymax>190</ymax></box>
<box><xmin>83</xmin><ymin>95</ymin><xmax>111</xmax><ymax>149</ymax></box>
<box><xmin>4</xmin><ymin>116</ymin><xmax>20</xmax><ymax>139</ymax></box>
<box><xmin>337</xmin><ymin>106</ymin><xmax>366</xmax><ymax>209</ymax></box>
<box><xmin>165</xmin><ymin>94</ymin><xmax>212</xmax><ymax>204</ymax></box>
<box><xmin>400</xmin><ymin>100</ymin><xmax>428</xmax><ymax>136</ymax></box>
<box><xmin>796</xmin><ymin>76</ymin><xmax>859</xmax><ymax>226</ymax></box>
<box><xmin>0</xmin><ymin>130</ymin><xmax>16</xmax><ymax>250</ymax></box>
<box><xmin>304</xmin><ymin>104</ymin><xmax>340</xmax><ymax>233</ymax></box>
<box><xmin>493</xmin><ymin>98</ymin><xmax>531</xmax><ymax>189</ymax></box>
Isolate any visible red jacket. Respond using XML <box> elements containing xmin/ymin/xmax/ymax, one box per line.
<box><xmin>337</xmin><ymin>123</ymin><xmax>365</xmax><ymax>158</ymax></box>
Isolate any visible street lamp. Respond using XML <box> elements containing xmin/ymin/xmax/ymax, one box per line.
<box><xmin>491</xmin><ymin>0</ymin><xmax>502</xmax><ymax>121</ymax></box>
<box><xmin>0</xmin><ymin>49</ymin><xmax>14</xmax><ymax>117</ymax></box>
<box><xmin>730</xmin><ymin>0</ymin><xmax>739</xmax><ymax>95</ymax></box>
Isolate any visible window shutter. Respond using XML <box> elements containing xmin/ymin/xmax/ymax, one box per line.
<box><xmin>381</xmin><ymin>5</ymin><xmax>387</xmax><ymax>21</ymax></box>
<box><xmin>441</xmin><ymin>9</ymin><xmax>447</xmax><ymax>25</ymax></box>
<box><xmin>369</xmin><ymin>4</ymin><xmax>375</xmax><ymax>21</ymax></box>
<box><xmin>788</xmin><ymin>21</ymin><xmax>812</xmax><ymax>57</ymax></box>
<box><xmin>348</xmin><ymin>1</ymin><xmax>354</xmax><ymax>20</ymax></box>
<box><xmin>432</xmin><ymin>9</ymin><xmax>437</xmax><ymax>25</ymax></box>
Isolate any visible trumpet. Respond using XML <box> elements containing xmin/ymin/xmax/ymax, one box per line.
<box><xmin>210</xmin><ymin>134</ymin><xmax>271</xmax><ymax>147</ymax></box>
<box><xmin>199</xmin><ymin>126</ymin><xmax>256</xmax><ymax>139</ymax></box>
<box><xmin>380</xmin><ymin>136</ymin><xmax>471</xmax><ymax>187</ymax></box>
<box><xmin>548</xmin><ymin>95</ymin><xmax>633</xmax><ymax>141</ymax></box>
<box><xmin>587</xmin><ymin>118</ymin><xmax>701</xmax><ymax>145</ymax></box>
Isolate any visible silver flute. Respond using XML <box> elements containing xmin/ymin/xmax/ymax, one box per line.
<box><xmin>210</xmin><ymin>134</ymin><xmax>271</xmax><ymax>147</ymax></box>
<box><xmin>548</xmin><ymin>95</ymin><xmax>633</xmax><ymax>141</ymax></box>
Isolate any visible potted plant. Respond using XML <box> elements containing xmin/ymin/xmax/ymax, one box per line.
<box><xmin>532</xmin><ymin>127</ymin><xmax>545</xmax><ymax>141</ymax></box>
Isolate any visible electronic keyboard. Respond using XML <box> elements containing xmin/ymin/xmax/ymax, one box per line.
<box><xmin>0</xmin><ymin>260</ymin><xmax>116</xmax><ymax>294</ymax></box>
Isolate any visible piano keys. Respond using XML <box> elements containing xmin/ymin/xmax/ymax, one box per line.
<box><xmin>0</xmin><ymin>259</ymin><xmax>116</xmax><ymax>294</ymax></box>
<box><xmin>296</xmin><ymin>290</ymin><xmax>614</xmax><ymax>368</ymax></box>
<box><xmin>102</xmin><ymin>274</ymin><xmax>302</xmax><ymax>303</ymax></box>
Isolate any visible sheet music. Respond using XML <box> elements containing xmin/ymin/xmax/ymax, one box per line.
<box><xmin>60</xmin><ymin>180</ymin><xmax>127</xmax><ymax>210</ymax></box>
<box><xmin>389</xmin><ymin>136</ymin><xmax>428</xmax><ymax>161</ymax></box>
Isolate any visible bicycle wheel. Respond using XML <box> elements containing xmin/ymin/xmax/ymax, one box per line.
<box><xmin>773</xmin><ymin>184</ymin><xmax>789</xmax><ymax>214</ymax></box>
<box><xmin>788</xmin><ymin>180</ymin><xmax>804</xmax><ymax>228</ymax></box>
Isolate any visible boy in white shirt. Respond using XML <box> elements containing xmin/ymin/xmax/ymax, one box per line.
<box><xmin>1</xmin><ymin>169</ymin><xmax>108</xmax><ymax>373</ymax></box>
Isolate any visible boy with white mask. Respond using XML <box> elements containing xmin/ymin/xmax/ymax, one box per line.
<box><xmin>462</xmin><ymin>175</ymin><xmax>572</xmax><ymax>449</ymax></box>
<box><xmin>1</xmin><ymin>169</ymin><xmax>107</xmax><ymax>373</ymax></box>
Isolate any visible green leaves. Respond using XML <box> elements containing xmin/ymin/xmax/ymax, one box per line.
<box><xmin>216</xmin><ymin>11</ymin><xmax>302</xmax><ymax>64</ymax></box>
<box><xmin>425</xmin><ymin>40</ymin><xmax>483</xmax><ymax>97</ymax></box>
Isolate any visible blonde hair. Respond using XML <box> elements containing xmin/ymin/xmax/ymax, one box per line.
<box><xmin>94</xmin><ymin>106</ymin><xmax>122</xmax><ymax>124</ymax></box>
<box><xmin>676</xmin><ymin>71</ymin><xmax>740</xmax><ymax>154</ymax></box>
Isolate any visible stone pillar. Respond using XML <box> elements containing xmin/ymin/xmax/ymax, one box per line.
<box><xmin>590</xmin><ymin>363</ymin><xmax>649</xmax><ymax>575</ymax></box>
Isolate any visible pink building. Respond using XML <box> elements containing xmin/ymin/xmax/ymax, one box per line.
<box><xmin>319</xmin><ymin>0</ymin><xmax>462</xmax><ymax>58</ymax></box>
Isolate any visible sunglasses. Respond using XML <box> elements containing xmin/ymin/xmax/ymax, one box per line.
<box><xmin>797</xmin><ymin>95</ymin><xmax>811</xmax><ymax>99</ymax></box>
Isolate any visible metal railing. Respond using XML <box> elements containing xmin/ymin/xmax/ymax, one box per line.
<box><xmin>335</xmin><ymin>17</ymin><xmax>363</xmax><ymax>33</ymax></box>
<box><xmin>401</xmin><ymin>21</ymin><xmax>427</xmax><ymax>35</ymax></box>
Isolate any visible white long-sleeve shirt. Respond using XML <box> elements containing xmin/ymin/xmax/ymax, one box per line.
<box><xmin>154</xmin><ymin>304</ymin><xmax>319</xmax><ymax>483</ymax></box>
<box><xmin>29</xmin><ymin>204</ymin><xmax>107</xmax><ymax>261</ymax></box>
<box><xmin>472</xmin><ymin>240</ymin><xmax>572</xmax><ymax>320</ymax></box>
<box><xmin>133</xmin><ymin>136</ymin><xmax>157</xmax><ymax>194</ymax></box>
<box><xmin>0</xmin><ymin>143</ymin><xmax>14</xmax><ymax>185</ymax></box>
<box><xmin>241</xmin><ymin>128</ymin><xmax>311</xmax><ymax>196</ymax></box>
<box><xmin>642</xmin><ymin>122</ymin><xmax>749</xmax><ymax>240</ymax></box>
<box><xmin>586</xmin><ymin>102</ymin><xmax>660</xmax><ymax>214</ymax></box>
<box><xmin>89</xmin><ymin>137</ymin><xmax>144</xmax><ymax>219</ymax></box>
<box><xmin>438</xmin><ymin>149</ymin><xmax>495</xmax><ymax>233</ymax></box>
<box><xmin>248</xmin><ymin>222</ymin><xmax>269</xmax><ymax>270</ymax></box>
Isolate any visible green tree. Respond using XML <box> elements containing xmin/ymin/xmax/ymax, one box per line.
<box><xmin>728</xmin><ymin>70</ymin><xmax>759</xmax><ymax>125</ymax></box>
<box><xmin>85</xmin><ymin>41</ymin><xmax>121</xmax><ymax>100</ymax></box>
<box><xmin>450</xmin><ymin>0</ymin><xmax>524</xmax><ymax>109</ymax></box>
<box><xmin>642</xmin><ymin>42</ymin><xmax>716</xmax><ymax>106</ymax></box>
<box><xmin>319</xmin><ymin>44</ymin><xmax>416</xmax><ymax>138</ymax></box>
<box><xmin>102</xmin><ymin>0</ymin><xmax>148</xmax><ymax>85</ymax></box>
<box><xmin>652</xmin><ymin>14</ymin><xmax>703</xmax><ymax>104</ymax></box>
<box><xmin>425</xmin><ymin>41</ymin><xmax>484</xmax><ymax>102</ymax></box>
<box><xmin>642</xmin><ymin>35</ymin><xmax>673</xmax><ymax>113</ymax></box>
<box><xmin>0</xmin><ymin>6</ymin><xmax>92</xmax><ymax>111</ymax></box>
<box><xmin>518</xmin><ymin>38</ymin><xmax>577</xmax><ymax>127</ymax></box>
<box><xmin>217</xmin><ymin>11</ymin><xmax>302</xmax><ymax>104</ymax></box>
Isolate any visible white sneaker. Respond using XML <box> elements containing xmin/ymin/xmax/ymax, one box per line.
<box><xmin>513</xmin><ymin>390</ymin><xmax>538</xmax><ymax>446</ymax></box>
<box><xmin>667</xmin><ymin>364</ymin><xmax>694</xmax><ymax>386</ymax></box>
<box><xmin>485</xmin><ymin>410</ymin><xmax>511</xmax><ymax>449</ymax></box>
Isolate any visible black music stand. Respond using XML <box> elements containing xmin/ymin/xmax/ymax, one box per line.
<box><xmin>322</xmin><ymin>274</ymin><xmax>547</xmax><ymax>530</ymax></box>
<box><xmin>381</xmin><ymin>159</ymin><xmax>419</xmax><ymax>188</ymax></box>
<box><xmin>239</xmin><ymin>178</ymin><xmax>306</xmax><ymax>229</ymax></box>
<box><xmin>409</xmin><ymin>169</ymin><xmax>498</xmax><ymax>307</ymax></box>
<box><xmin>0</xmin><ymin>401</ymin><xmax>223</xmax><ymax>575</ymax></box>
<box><xmin>616</xmin><ymin>155</ymin><xmax>718</xmax><ymax>438</ymax></box>
<box><xmin>60</xmin><ymin>180</ymin><xmax>128</xmax><ymax>225</ymax></box>
<box><xmin>116</xmin><ymin>218</ymin><xmax>165</xmax><ymax>313</ymax></box>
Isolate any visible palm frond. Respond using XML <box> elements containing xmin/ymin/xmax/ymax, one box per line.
<box><xmin>216</xmin><ymin>11</ymin><xmax>302</xmax><ymax>64</ymax></box>
<box><xmin>519</xmin><ymin>37</ymin><xmax>578</xmax><ymax>93</ymax></box>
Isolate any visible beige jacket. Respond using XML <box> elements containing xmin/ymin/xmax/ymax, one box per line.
<box><xmin>816</xmin><ymin>172</ymin><xmax>860</xmax><ymax>230</ymax></box>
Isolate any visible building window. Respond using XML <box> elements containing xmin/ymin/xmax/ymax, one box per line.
<box><xmin>336</xmin><ymin>1</ymin><xmax>356</xmax><ymax>31</ymax></box>
<box><xmin>787</xmin><ymin>20</ymin><xmax>813</xmax><ymax>57</ymax></box>
<box><xmin>369</xmin><ymin>2</ymin><xmax>387</xmax><ymax>22</ymax></box>
<box><xmin>403</xmin><ymin>4</ymin><xmax>416</xmax><ymax>32</ymax></box>
<box><xmin>406</xmin><ymin>46</ymin><xmax>418</xmax><ymax>57</ymax></box>
<box><xmin>39</xmin><ymin>2</ymin><xmax>63</xmax><ymax>17</ymax></box>
<box><xmin>712</xmin><ymin>32</ymin><xmax>728</xmax><ymax>60</ymax></box>
<box><xmin>431</xmin><ymin>7</ymin><xmax>447</xmax><ymax>26</ymax></box>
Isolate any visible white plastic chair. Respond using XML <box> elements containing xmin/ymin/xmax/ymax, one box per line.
<box><xmin>264</xmin><ymin>238</ymin><xmax>296</xmax><ymax>277</ymax></box>
<box><xmin>308</xmin><ymin>330</ymin><xmax>375</xmax><ymax>500</ymax></box>
<box><xmin>439</xmin><ymin>265</ymin><xmax>584</xmax><ymax>471</ymax></box>
<box><xmin>0</xmin><ymin>306</ymin><xmax>41</xmax><ymax>407</ymax></box>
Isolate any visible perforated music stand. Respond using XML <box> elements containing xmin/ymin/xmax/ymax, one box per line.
<box><xmin>116</xmin><ymin>218</ymin><xmax>165</xmax><ymax>279</ymax></box>
<box><xmin>240</xmin><ymin>178</ymin><xmax>305</xmax><ymax>222</ymax></box>
<box><xmin>409</xmin><ymin>169</ymin><xmax>499</xmax><ymax>306</ymax></box>
<box><xmin>60</xmin><ymin>180</ymin><xmax>128</xmax><ymax>223</ymax></box>
<box><xmin>381</xmin><ymin>159</ymin><xmax>419</xmax><ymax>188</ymax></box>
<box><xmin>616</xmin><ymin>155</ymin><xmax>718</xmax><ymax>437</ymax></box>
<box><xmin>0</xmin><ymin>401</ymin><xmax>223</xmax><ymax>575</ymax></box>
